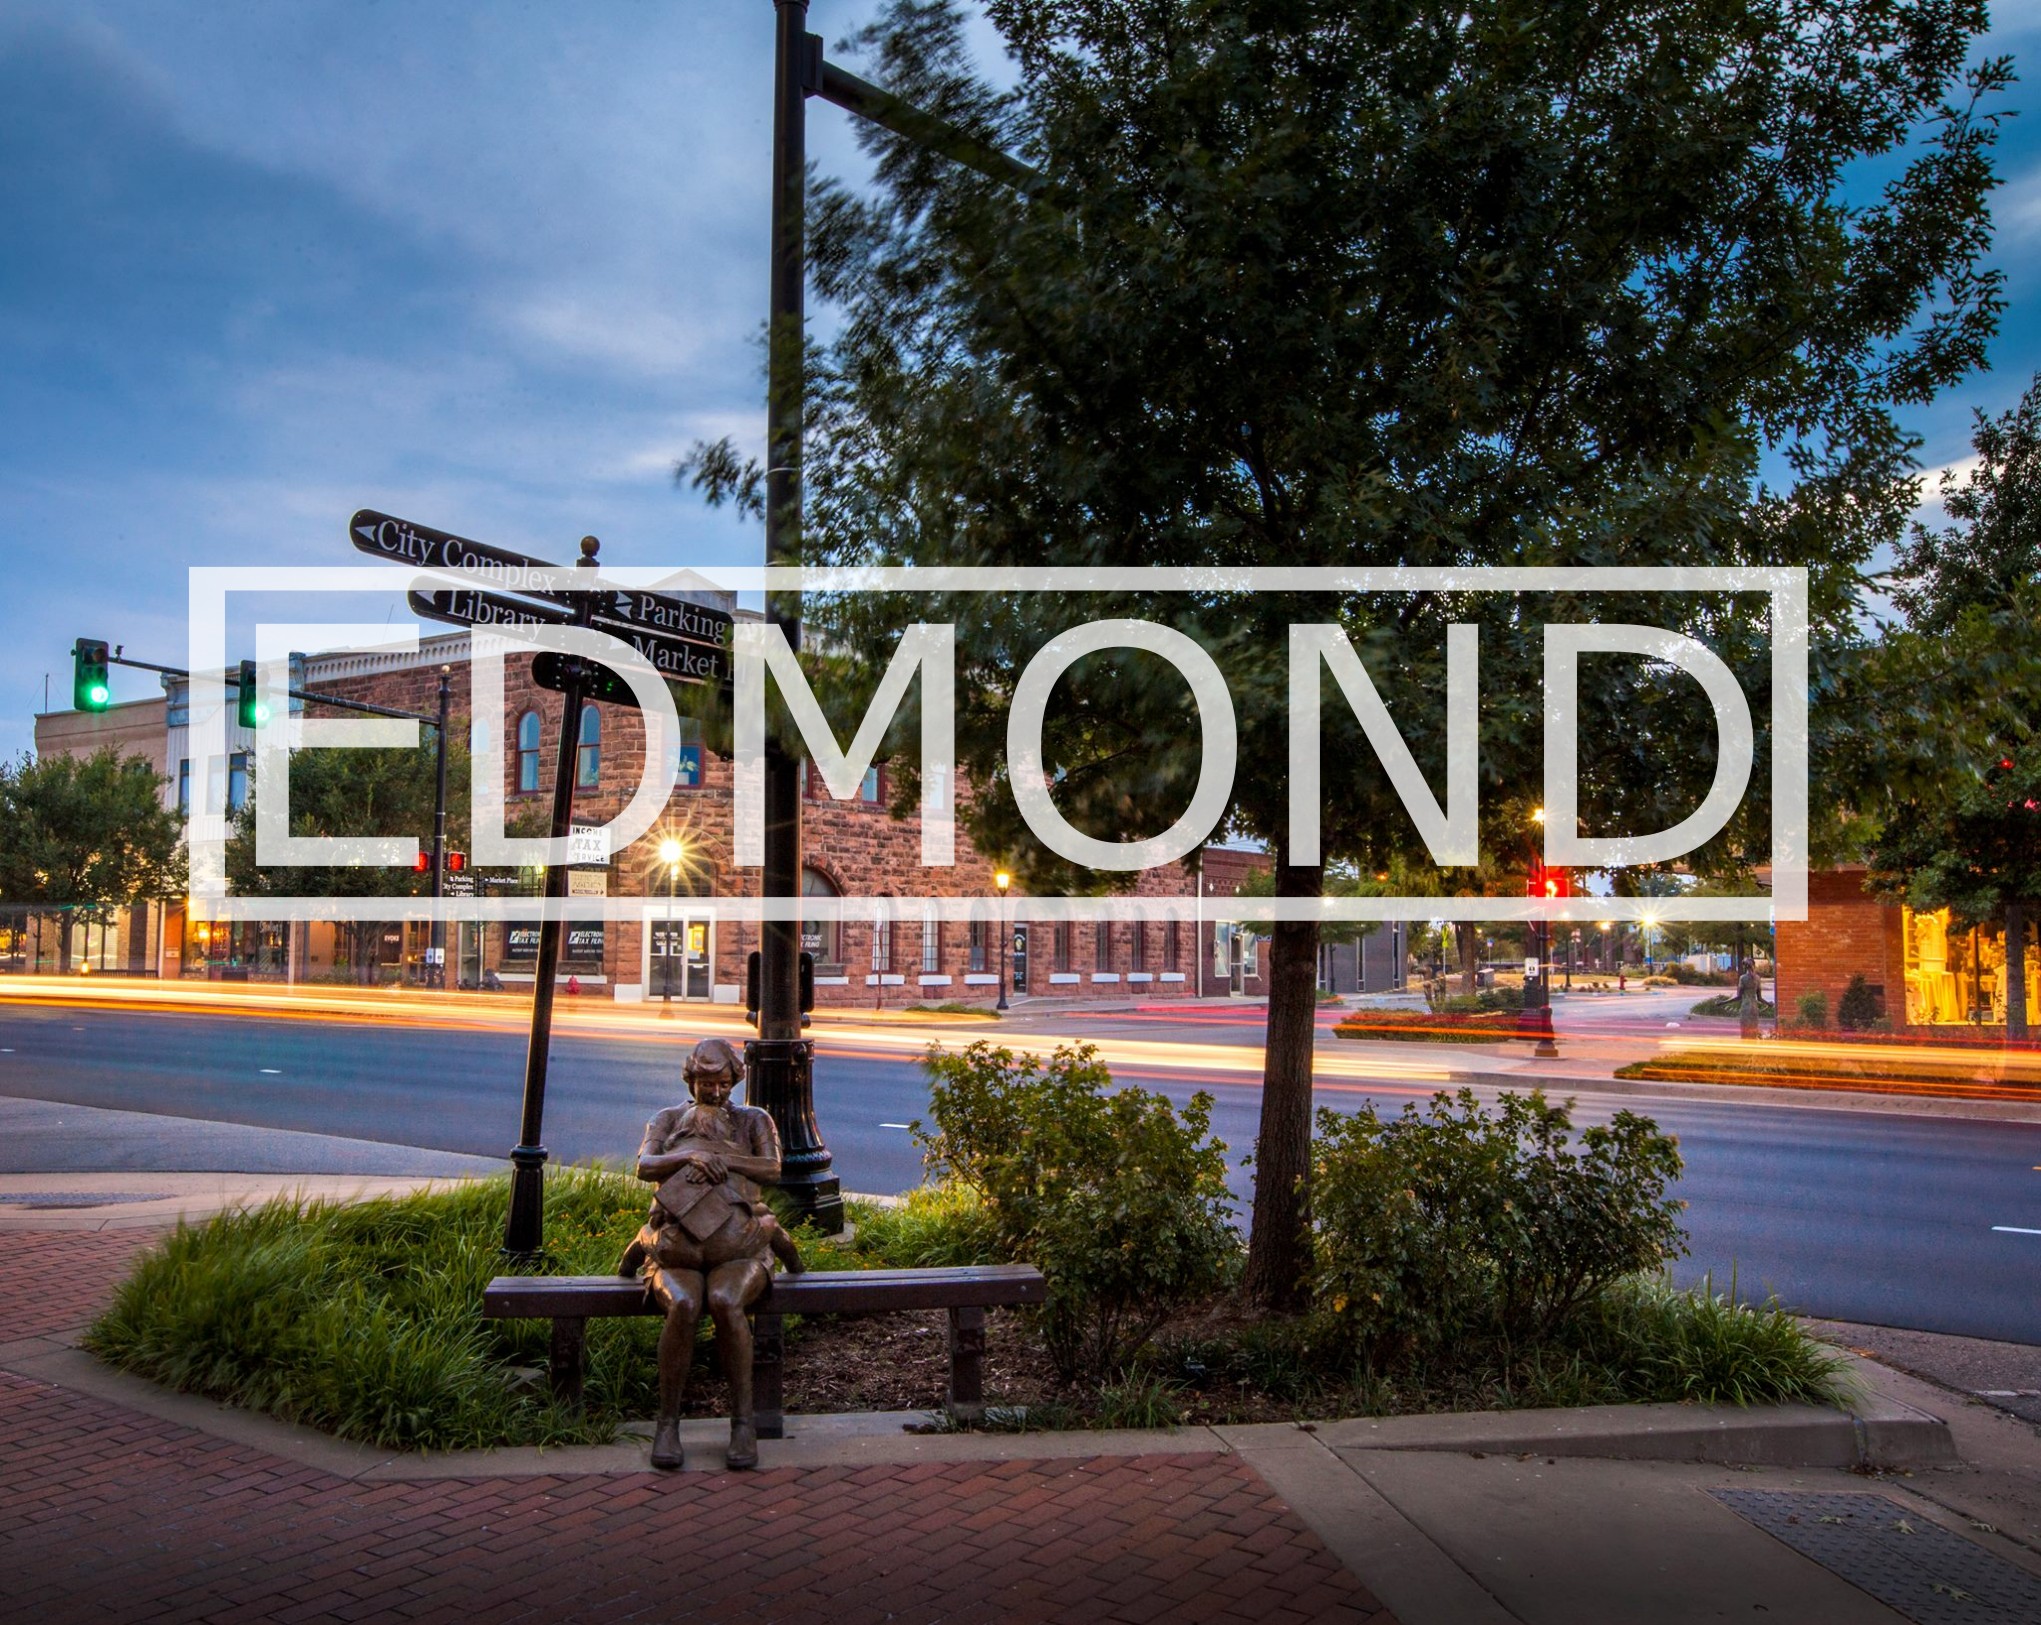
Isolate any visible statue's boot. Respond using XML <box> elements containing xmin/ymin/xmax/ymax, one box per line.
<box><xmin>726</xmin><ymin>1417</ymin><xmax>759</xmax><ymax>1471</ymax></box>
<box><xmin>650</xmin><ymin>1418</ymin><xmax>684</xmax><ymax>1471</ymax></box>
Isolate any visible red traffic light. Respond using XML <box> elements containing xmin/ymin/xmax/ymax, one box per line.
<box><xmin>1527</xmin><ymin>864</ymin><xmax>1570</xmax><ymax>899</ymax></box>
<box><xmin>446</xmin><ymin>851</ymin><xmax>466</xmax><ymax>872</ymax></box>
<box><xmin>412</xmin><ymin>851</ymin><xmax>430</xmax><ymax>873</ymax></box>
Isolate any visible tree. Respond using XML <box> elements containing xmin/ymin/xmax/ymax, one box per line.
<box><xmin>1850</xmin><ymin>374</ymin><xmax>2041</xmax><ymax>1041</ymax></box>
<box><xmin>1891</xmin><ymin>373</ymin><xmax>2041</xmax><ymax>637</ymax></box>
<box><xmin>686</xmin><ymin>0</ymin><xmax>2005</xmax><ymax>1303</ymax></box>
<box><xmin>0</xmin><ymin>748</ymin><xmax>184</xmax><ymax>972</ymax></box>
<box><xmin>224</xmin><ymin>740</ymin><xmax>472</xmax><ymax>984</ymax></box>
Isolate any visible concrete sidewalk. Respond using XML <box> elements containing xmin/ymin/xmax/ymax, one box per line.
<box><xmin>8</xmin><ymin>1214</ymin><xmax>2041</xmax><ymax>1623</ymax></box>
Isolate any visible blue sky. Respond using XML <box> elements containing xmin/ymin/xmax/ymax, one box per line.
<box><xmin>4</xmin><ymin>2</ymin><xmax>2040</xmax><ymax>759</ymax></box>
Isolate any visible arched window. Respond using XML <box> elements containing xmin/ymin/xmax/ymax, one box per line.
<box><xmin>516</xmin><ymin>710</ymin><xmax>541</xmax><ymax>793</ymax></box>
<box><xmin>801</xmin><ymin>867</ymin><xmax>841</xmax><ymax>967</ymax></box>
<box><xmin>576</xmin><ymin>705</ymin><xmax>600</xmax><ymax>788</ymax></box>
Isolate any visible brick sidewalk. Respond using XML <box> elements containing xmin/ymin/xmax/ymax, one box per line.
<box><xmin>0</xmin><ymin>1229</ymin><xmax>1395</xmax><ymax>1624</ymax></box>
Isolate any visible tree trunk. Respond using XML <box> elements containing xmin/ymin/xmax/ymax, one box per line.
<box><xmin>1242</xmin><ymin>850</ymin><xmax>1322</xmax><ymax>1311</ymax></box>
<box><xmin>2008</xmin><ymin>901</ymin><xmax>2030</xmax><ymax>1044</ymax></box>
<box><xmin>53</xmin><ymin>911</ymin><xmax>72</xmax><ymax>974</ymax></box>
<box><xmin>1455</xmin><ymin>921</ymin><xmax>1479</xmax><ymax>996</ymax></box>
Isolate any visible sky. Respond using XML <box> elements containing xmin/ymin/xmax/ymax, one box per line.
<box><xmin>4</xmin><ymin>1</ymin><xmax>2040</xmax><ymax>760</ymax></box>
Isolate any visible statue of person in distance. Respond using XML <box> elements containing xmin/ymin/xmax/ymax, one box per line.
<box><xmin>621</xmin><ymin>1037</ymin><xmax>803</xmax><ymax>1470</ymax></box>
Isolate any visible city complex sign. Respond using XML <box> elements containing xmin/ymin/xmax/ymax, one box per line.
<box><xmin>182</xmin><ymin>557</ymin><xmax>1806</xmax><ymax>926</ymax></box>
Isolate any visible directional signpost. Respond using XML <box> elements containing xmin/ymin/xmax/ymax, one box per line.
<box><xmin>350</xmin><ymin>511</ymin><xmax>752</xmax><ymax>1255</ymax></box>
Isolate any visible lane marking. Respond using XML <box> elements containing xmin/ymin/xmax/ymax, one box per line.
<box><xmin>259</xmin><ymin>1068</ymin><xmax>283</xmax><ymax>1075</ymax></box>
<box><xmin>1991</xmin><ymin>1226</ymin><xmax>2041</xmax><ymax>1236</ymax></box>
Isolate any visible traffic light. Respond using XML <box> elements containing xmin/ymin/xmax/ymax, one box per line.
<box><xmin>446</xmin><ymin>851</ymin><xmax>466</xmax><ymax>872</ymax></box>
<box><xmin>412</xmin><ymin>851</ymin><xmax>431</xmax><ymax>874</ymax></box>
<box><xmin>1526</xmin><ymin>863</ymin><xmax>1570</xmax><ymax>899</ymax></box>
<box><xmin>235</xmin><ymin>659</ymin><xmax>268</xmax><ymax>729</ymax></box>
<box><xmin>73</xmin><ymin>640</ymin><xmax>110</xmax><ymax>711</ymax></box>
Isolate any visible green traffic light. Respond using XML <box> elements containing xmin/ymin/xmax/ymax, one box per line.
<box><xmin>88</xmin><ymin>683</ymin><xmax>109</xmax><ymax>706</ymax></box>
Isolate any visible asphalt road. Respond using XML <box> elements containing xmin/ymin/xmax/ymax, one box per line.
<box><xmin>3</xmin><ymin>998</ymin><xmax>2038</xmax><ymax>1344</ymax></box>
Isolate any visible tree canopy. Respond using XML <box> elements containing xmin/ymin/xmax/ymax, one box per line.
<box><xmin>686</xmin><ymin>0</ymin><xmax>2007</xmax><ymax>1296</ymax></box>
<box><xmin>0</xmin><ymin>748</ymin><xmax>184</xmax><ymax>969</ymax></box>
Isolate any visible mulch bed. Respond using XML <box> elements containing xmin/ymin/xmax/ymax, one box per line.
<box><xmin>668</xmin><ymin>1301</ymin><xmax>1305</xmax><ymax>1426</ymax></box>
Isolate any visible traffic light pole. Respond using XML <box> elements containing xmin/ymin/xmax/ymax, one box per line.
<box><xmin>750</xmin><ymin>0</ymin><xmax>842</xmax><ymax>1234</ymax></box>
<box><xmin>744</xmin><ymin>2</ymin><xmax>1038</xmax><ymax>1234</ymax></box>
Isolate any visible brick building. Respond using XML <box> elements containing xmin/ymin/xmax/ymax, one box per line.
<box><xmin>147</xmin><ymin>627</ymin><xmax>1290</xmax><ymax>1005</ymax></box>
<box><xmin>1777</xmin><ymin>866</ymin><xmax>2039</xmax><ymax>1031</ymax></box>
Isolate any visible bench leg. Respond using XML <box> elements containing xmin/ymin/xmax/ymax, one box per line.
<box><xmin>946</xmin><ymin>1305</ymin><xmax>987</xmax><ymax>1424</ymax></box>
<box><xmin>753</xmin><ymin>1312</ymin><xmax>784</xmax><ymax>1440</ymax></box>
<box><xmin>549</xmin><ymin>1317</ymin><xmax>587</xmax><ymax>1410</ymax></box>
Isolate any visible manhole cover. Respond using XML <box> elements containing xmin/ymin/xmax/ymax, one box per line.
<box><xmin>1713</xmin><ymin>1489</ymin><xmax>2041</xmax><ymax>1623</ymax></box>
<box><xmin>0</xmin><ymin>1192</ymin><xmax>172</xmax><ymax>1209</ymax></box>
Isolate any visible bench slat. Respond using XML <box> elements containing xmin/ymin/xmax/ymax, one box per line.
<box><xmin>483</xmin><ymin>1263</ymin><xmax>1046</xmax><ymax>1320</ymax></box>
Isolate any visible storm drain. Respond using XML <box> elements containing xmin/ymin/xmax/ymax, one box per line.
<box><xmin>0</xmin><ymin>1192</ymin><xmax>172</xmax><ymax>1209</ymax></box>
<box><xmin>1712</xmin><ymin>1490</ymin><xmax>2041</xmax><ymax>1624</ymax></box>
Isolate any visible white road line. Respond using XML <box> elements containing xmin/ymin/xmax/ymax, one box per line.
<box><xmin>1991</xmin><ymin>1226</ymin><xmax>2041</xmax><ymax>1236</ymax></box>
<box><xmin>259</xmin><ymin>1068</ymin><xmax>283</xmax><ymax>1075</ymax></box>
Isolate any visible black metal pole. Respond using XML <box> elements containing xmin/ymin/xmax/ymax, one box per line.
<box><xmin>747</xmin><ymin>0</ymin><xmax>842</xmax><ymax>1233</ymax></box>
<box><xmin>430</xmin><ymin>667</ymin><xmax>450</xmax><ymax>989</ymax></box>
<box><xmin>502</xmin><ymin>536</ymin><xmax>599</xmax><ymax>1259</ymax></box>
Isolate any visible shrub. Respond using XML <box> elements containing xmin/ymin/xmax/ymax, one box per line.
<box><xmin>1690</xmin><ymin>993</ymin><xmax>1777</xmax><ymax>1018</ymax></box>
<box><xmin>1837</xmin><ymin>974</ymin><xmax>1881</xmax><ymax>1030</ymax></box>
<box><xmin>1795</xmin><ymin>990</ymin><xmax>1830</xmax><ymax>1030</ymax></box>
<box><xmin>1665</xmin><ymin>962</ymin><xmax>1737</xmax><ymax>987</ymax></box>
<box><xmin>1332</xmin><ymin>1009</ymin><xmax>1514</xmax><ymax>1044</ymax></box>
<box><xmin>1310</xmin><ymin>1090</ymin><xmax>1686</xmax><ymax>1367</ymax></box>
<box><xmin>918</xmin><ymin>1040</ymin><xmax>1239</xmax><ymax>1382</ymax></box>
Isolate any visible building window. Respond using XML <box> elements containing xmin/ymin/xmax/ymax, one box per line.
<box><xmin>1213</xmin><ymin>924</ymin><xmax>1231</xmax><ymax>979</ymax></box>
<box><xmin>1243</xmin><ymin>932</ymin><xmax>1260</xmax><ymax>977</ymax></box>
<box><xmin>871</xmin><ymin>903</ymin><xmax>893</xmax><ymax>973</ymax></box>
<box><xmin>517</xmin><ymin>710</ymin><xmax>541</xmax><ymax>793</ymax></box>
<box><xmin>1096</xmin><ymin>923</ymin><xmax>1113</xmax><ymax>973</ymax></box>
<box><xmin>576</xmin><ymin>705</ymin><xmax>601</xmax><ymax>788</ymax></box>
<box><xmin>860</xmin><ymin>765</ymin><xmax>882</xmax><ymax>803</ymax></box>
<box><xmin>1165</xmin><ymin>919</ymin><xmax>1180</xmax><ymax>972</ymax></box>
<box><xmin>1132</xmin><ymin>923</ymin><xmax>1148</xmax><ymax>972</ymax></box>
<box><xmin>801</xmin><ymin>867</ymin><xmax>841</xmax><ymax>967</ymax></box>
<box><xmin>1054</xmin><ymin>922</ymin><xmax>1072</xmax><ymax>973</ymax></box>
<box><xmin>674</xmin><ymin>717</ymin><xmax>703</xmax><ymax>789</ymax></box>
<box><xmin>227</xmin><ymin>752</ymin><xmax>250</xmax><ymax>814</ymax></box>
<box><xmin>177</xmin><ymin>758</ymin><xmax>190</xmax><ymax>815</ymax></box>
<box><xmin>922</xmin><ymin>903</ymin><xmax>941</xmax><ymax>974</ymax></box>
<box><xmin>969</xmin><ymin>916</ymin><xmax>991</xmax><ymax>973</ymax></box>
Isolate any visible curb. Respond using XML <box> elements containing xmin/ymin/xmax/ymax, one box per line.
<box><xmin>1306</xmin><ymin>1393</ymin><xmax>1955</xmax><ymax>1471</ymax></box>
<box><xmin>1</xmin><ymin>1338</ymin><xmax>1954</xmax><ymax>1478</ymax></box>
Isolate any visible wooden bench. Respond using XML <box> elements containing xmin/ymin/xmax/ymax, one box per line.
<box><xmin>482</xmin><ymin>1264</ymin><xmax>1047</xmax><ymax>1437</ymax></box>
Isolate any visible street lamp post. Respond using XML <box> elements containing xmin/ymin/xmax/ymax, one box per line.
<box><xmin>1521</xmin><ymin>807</ymin><xmax>1559</xmax><ymax>1058</ymax></box>
<box><xmin>994</xmin><ymin>870</ymin><xmax>1012</xmax><ymax>1012</ymax></box>
<box><xmin>658</xmin><ymin>837</ymin><xmax>682</xmax><ymax>1016</ymax></box>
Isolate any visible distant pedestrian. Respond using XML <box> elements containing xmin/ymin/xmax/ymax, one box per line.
<box><xmin>1738</xmin><ymin>957</ymin><xmax>1763</xmax><ymax>1039</ymax></box>
<box><xmin>1618</xmin><ymin>968</ymin><xmax>1626</xmax><ymax>995</ymax></box>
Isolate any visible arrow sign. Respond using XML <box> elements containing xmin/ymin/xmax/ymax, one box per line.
<box><xmin>411</xmin><ymin>590</ymin><xmax>731</xmax><ymax>688</ymax></box>
<box><xmin>351</xmin><ymin>509</ymin><xmax>559</xmax><ymax>593</ymax></box>
<box><xmin>408</xmin><ymin>589</ymin><xmax>571</xmax><ymax>632</ymax></box>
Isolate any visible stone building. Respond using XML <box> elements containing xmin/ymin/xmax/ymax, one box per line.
<box><xmin>140</xmin><ymin>627</ymin><xmax>1290</xmax><ymax>1005</ymax></box>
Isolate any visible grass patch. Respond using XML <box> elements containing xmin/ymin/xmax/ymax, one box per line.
<box><xmin>904</xmin><ymin>1002</ymin><xmax>998</xmax><ymax>1017</ymax></box>
<box><xmin>1332</xmin><ymin>1010</ymin><xmax>1516</xmax><ymax>1044</ymax></box>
